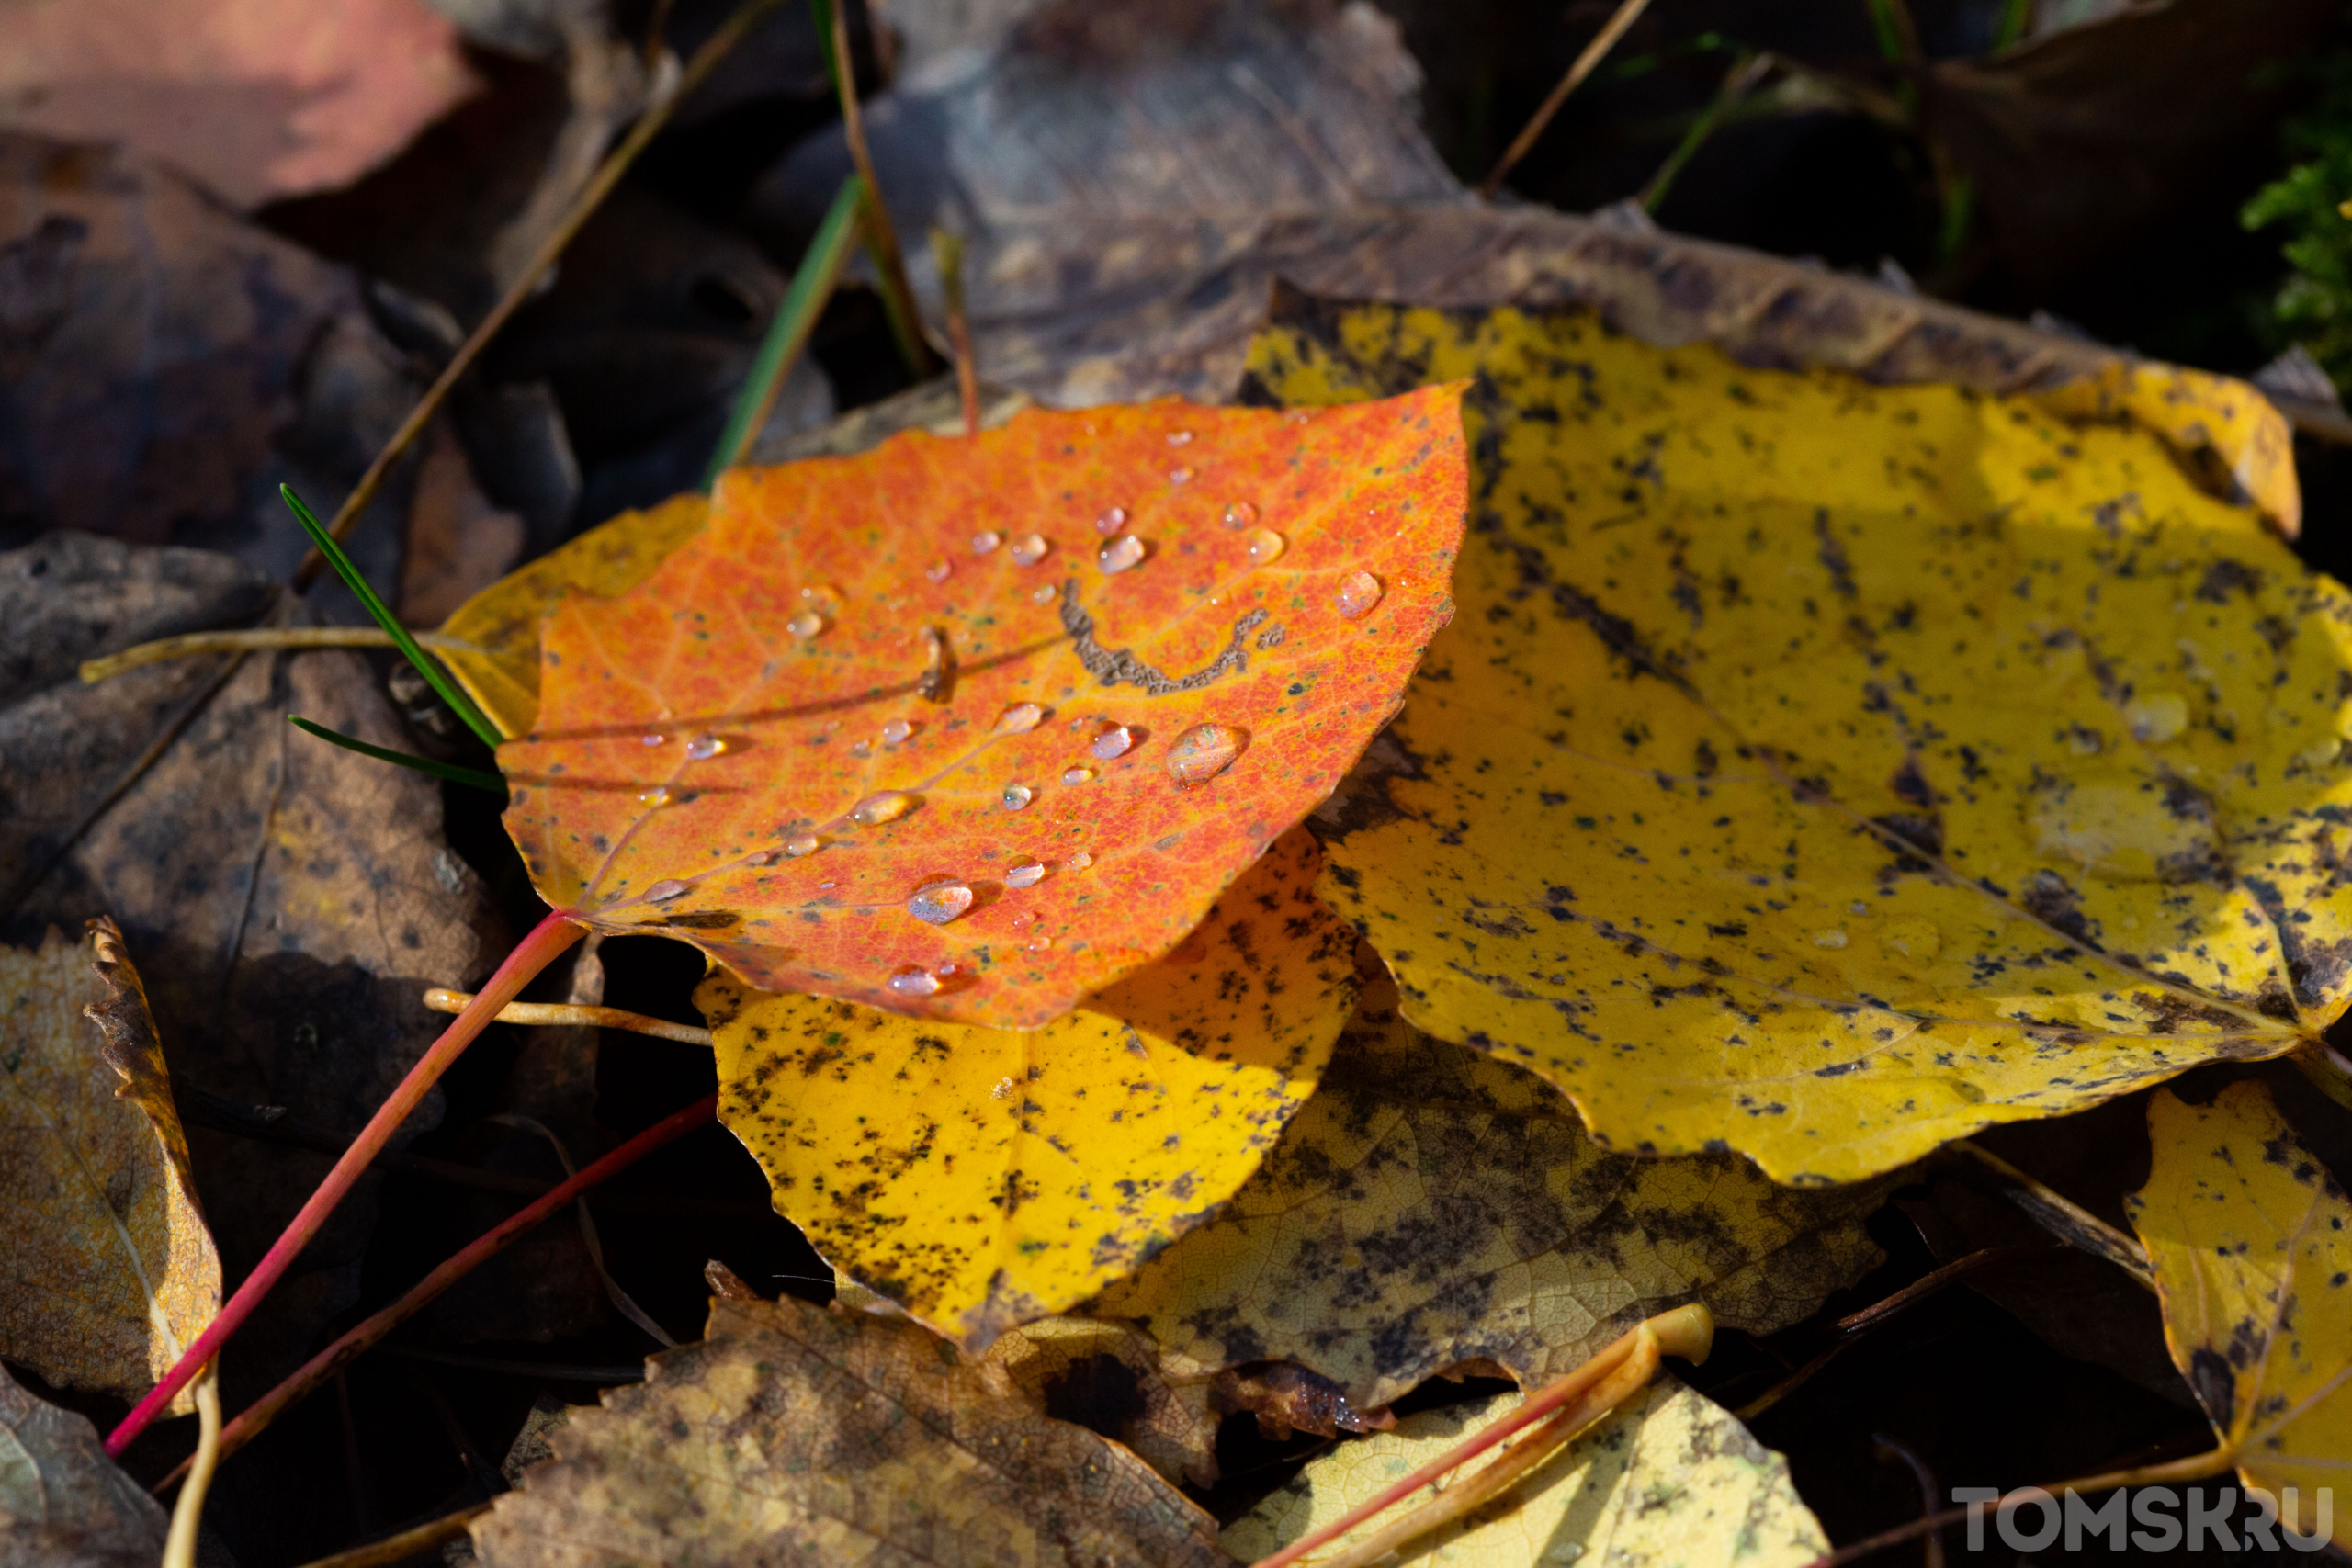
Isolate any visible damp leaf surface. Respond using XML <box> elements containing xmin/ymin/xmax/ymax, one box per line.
<box><xmin>468</xmin><ymin>1293</ymin><xmax>1227</xmax><ymax>1568</ymax></box>
<box><xmin>438</xmin><ymin>491</ymin><xmax>711</xmax><ymax>739</ymax></box>
<box><xmin>0</xmin><ymin>921</ymin><xmax>220</xmax><ymax>1412</ymax></box>
<box><xmin>2127</xmin><ymin>1080</ymin><xmax>2352</xmax><ymax>1545</ymax></box>
<box><xmin>1248</xmin><ymin>299</ymin><xmax>2351</xmax><ymax>1182</ymax></box>
<box><xmin>696</xmin><ymin>827</ymin><xmax>1351</xmax><ymax>1348</ymax></box>
<box><xmin>1091</xmin><ymin>984</ymin><xmax>1886</xmax><ymax>1410</ymax></box>
<box><xmin>1219</xmin><ymin>1378</ymin><xmax>1827</xmax><ymax>1568</ymax></box>
<box><xmin>500</xmin><ymin>392</ymin><xmax>1465</xmax><ymax>1028</ymax></box>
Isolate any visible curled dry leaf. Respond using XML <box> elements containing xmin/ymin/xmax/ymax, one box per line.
<box><xmin>1248</xmin><ymin>299</ymin><xmax>2350</xmax><ymax>1184</ymax></box>
<box><xmin>1220</xmin><ymin>1378</ymin><xmax>1826</xmax><ymax>1568</ymax></box>
<box><xmin>1090</xmin><ymin>984</ymin><xmax>1886</xmax><ymax>1412</ymax></box>
<box><xmin>2126</xmin><ymin>1081</ymin><xmax>2352</xmax><ymax>1545</ymax></box>
<box><xmin>468</xmin><ymin>1293</ymin><xmax>1227</xmax><ymax>1568</ymax></box>
<box><xmin>0</xmin><ymin>1361</ymin><xmax>167</xmax><ymax>1568</ymax></box>
<box><xmin>980</xmin><ymin>1317</ymin><xmax>1225</xmax><ymax>1491</ymax></box>
<box><xmin>695</xmin><ymin>827</ymin><xmax>1352</xmax><ymax>1348</ymax></box>
<box><xmin>0</xmin><ymin>920</ymin><xmax>219</xmax><ymax>1412</ymax></box>
<box><xmin>499</xmin><ymin>391</ymin><xmax>1467</xmax><ymax>1026</ymax></box>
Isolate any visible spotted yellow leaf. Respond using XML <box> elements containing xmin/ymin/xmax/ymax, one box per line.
<box><xmin>695</xmin><ymin>827</ymin><xmax>1351</xmax><ymax>1349</ymax></box>
<box><xmin>1090</xmin><ymin>983</ymin><xmax>1885</xmax><ymax>1410</ymax></box>
<box><xmin>2126</xmin><ymin>1080</ymin><xmax>2352</xmax><ymax>1546</ymax></box>
<box><xmin>1219</xmin><ymin>1378</ymin><xmax>1826</xmax><ymax>1568</ymax></box>
<box><xmin>1245</xmin><ymin>298</ymin><xmax>2351</xmax><ymax>1183</ymax></box>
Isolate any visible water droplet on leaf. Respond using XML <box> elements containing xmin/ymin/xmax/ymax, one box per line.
<box><xmin>786</xmin><ymin>610</ymin><xmax>824</xmax><ymax>639</ymax></box>
<box><xmin>1168</xmin><ymin>467</ymin><xmax>1193</xmax><ymax>484</ymax></box>
<box><xmin>745</xmin><ymin>850</ymin><xmax>779</xmax><ymax>867</ymax></box>
<box><xmin>1167</xmin><ymin>429</ymin><xmax>1193</xmax><ymax>446</ymax></box>
<box><xmin>850</xmin><ymin>791</ymin><xmax>917</xmax><ymax>826</ymax></box>
<box><xmin>907</xmin><ymin>879</ymin><xmax>975</xmax><ymax>924</ymax></box>
<box><xmin>1166</xmin><ymin>722</ymin><xmax>1242</xmax><ymax>784</ymax></box>
<box><xmin>1247</xmin><ymin>529</ymin><xmax>1285</xmax><ymax>565</ymax></box>
<box><xmin>1031</xmin><ymin>583</ymin><xmax>1057</xmax><ymax>605</ymax></box>
<box><xmin>888</xmin><ymin>967</ymin><xmax>942</xmax><ymax>997</ymax></box>
<box><xmin>1335</xmin><ymin>570</ymin><xmax>1384</xmax><ymax>619</ymax></box>
<box><xmin>1062</xmin><ymin>766</ymin><xmax>1095</xmax><ymax>785</ymax></box>
<box><xmin>1091</xmin><ymin>724</ymin><xmax>1134</xmax><ymax>760</ymax></box>
<box><xmin>786</xmin><ymin>834</ymin><xmax>820</xmax><ymax>857</ymax></box>
<box><xmin>1010</xmin><ymin>534</ymin><xmax>1049</xmax><ymax>566</ymax></box>
<box><xmin>850</xmin><ymin>739</ymin><xmax>872</xmax><ymax>758</ymax></box>
<box><xmin>685</xmin><ymin>734</ymin><xmax>725</xmax><ymax>761</ymax></box>
<box><xmin>1065</xmin><ymin>851</ymin><xmax>1093</xmax><ymax>870</ymax></box>
<box><xmin>1097</xmin><ymin>534</ymin><xmax>1145</xmax><ymax>574</ymax></box>
<box><xmin>925</xmin><ymin>559</ymin><xmax>952</xmax><ymax>583</ymax></box>
<box><xmin>638</xmin><ymin>787</ymin><xmax>671</xmax><ymax>807</ymax></box>
<box><xmin>996</xmin><ymin>702</ymin><xmax>1043</xmax><ymax>734</ymax></box>
<box><xmin>1001</xmin><ymin>783</ymin><xmax>1034</xmax><ymax>810</ymax></box>
<box><xmin>1222</xmin><ymin>502</ymin><xmax>1257</xmax><ymax>529</ymax></box>
<box><xmin>972</xmin><ymin>530</ymin><xmax>1001</xmax><ymax>554</ymax></box>
<box><xmin>640</xmin><ymin>732</ymin><xmax>668</xmax><ymax>747</ymax></box>
<box><xmin>1095</xmin><ymin>505</ymin><xmax>1127</xmax><ymax>535</ymax></box>
<box><xmin>881</xmin><ymin>718</ymin><xmax>915</xmax><ymax>747</ymax></box>
<box><xmin>645</xmin><ymin>879</ymin><xmax>688</xmax><ymax>901</ymax></box>
<box><xmin>1026</xmin><ymin>935</ymin><xmax>1053</xmax><ymax>953</ymax></box>
<box><xmin>1005</xmin><ymin>861</ymin><xmax>1046</xmax><ymax>888</ymax></box>
<box><xmin>991</xmin><ymin>1076</ymin><xmax>1016</xmax><ymax>1099</ymax></box>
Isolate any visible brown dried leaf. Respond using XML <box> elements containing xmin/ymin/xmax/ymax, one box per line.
<box><xmin>3</xmin><ymin>535</ymin><xmax>504</xmax><ymax>1386</ymax></box>
<box><xmin>0</xmin><ymin>1361</ymin><xmax>167</xmax><ymax>1568</ymax></box>
<box><xmin>1090</xmin><ymin>985</ymin><xmax>1888</xmax><ymax>1410</ymax></box>
<box><xmin>0</xmin><ymin>134</ymin><xmax>418</xmax><ymax>563</ymax></box>
<box><xmin>0</xmin><ymin>0</ymin><xmax>477</xmax><ymax>209</ymax></box>
<box><xmin>0</xmin><ymin>919</ymin><xmax>219</xmax><ymax>1412</ymax></box>
<box><xmin>469</xmin><ymin>1294</ymin><xmax>1229</xmax><ymax>1568</ymax></box>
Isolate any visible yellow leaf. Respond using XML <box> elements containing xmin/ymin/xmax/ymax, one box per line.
<box><xmin>1219</xmin><ymin>1377</ymin><xmax>1826</xmax><ymax>1568</ymax></box>
<box><xmin>469</xmin><ymin>1293</ymin><xmax>1227</xmax><ymax>1568</ymax></box>
<box><xmin>695</xmin><ymin>827</ymin><xmax>1352</xmax><ymax>1348</ymax></box>
<box><xmin>435</xmin><ymin>491</ymin><xmax>708</xmax><ymax>739</ymax></box>
<box><xmin>1245</xmin><ymin>299</ymin><xmax>2352</xmax><ymax>1183</ymax></box>
<box><xmin>0</xmin><ymin>921</ymin><xmax>220</xmax><ymax>1412</ymax></box>
<box><xmin>2033</xmin><ymin>362</ymin><xmax>2300</xmax><ymax>541</ymax></box>
<box><xmin>1090</xmin><ymin>984</ymin><xmax>1885</xmax><ymax>1410</ymax></box>
<box><xmin>2127</xmin><ymin>1080</ymin><xmax>2352</xmax><ymax>1546</ymax></box>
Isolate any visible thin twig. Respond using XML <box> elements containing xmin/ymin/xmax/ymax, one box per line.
<box><xmin>932</xmin><ymin>226</ymin><xmax>980</xmax><ymax>437</ymax></box>
<box><xmin>109</xmin><ymin>912</ymin><xmax>589</xmax><ymax>1456</ymax></box>
<box><xmin>1249</xmin><ymin>1305</ymin><xmax>1711</xmax><ymax>1568</ymax></box>
<box><xmin>154</xmin><ymin>1094</ymin><xmax>715</xmax><ymax>1490</ymax></box>
<box><xmin>1637</xmin><ymin>52</ymin><xmax>1774</xmax><ymax>213</ymax></box>
<box><xmin>1734</xmin><ymin>1247</ymin><xmax>2058</xmax><ymax>1422</ymax></box>
<box><xmin>815</xmin><ymin>0</ymin><xmax>934</xmax><ymax>377</ymax></box>
<box><xmin>79</xmin><ymin>627</ymin><xmax>482</xmax><ymax>685</ymax></box>
<box><xmin>290</xmin><ymin>0</ymin><xmax>787</xmax><ymax>587</ymax></box>
<box><xmin>287</xmin><ymin>1503</ymin><xmax>495</xmax><ymax>1568</ymax></box>
<box><xmin>1945</xmin><ymin>1141</ymin><xmax>2154</xmax><ymax>1288</ymax></box>
<box><xmin>1479</xmin><ymin>0</ymin><xmax>1655</xmax><ymax>197</ymax></box>
<box><xmin>160</xmin><ymin>1362</ymin><xmax>220</xmax><ymax>1568</ymax></box>
<box><xmin>424</xmin><ymin>986</ymin><xmax>714</xmax><ymax>1044</ymax></box>
<box><xmin>1871</xmin><ymin>1433</ymin><xmax>1944</xmax><ymax>1568</ymax></box>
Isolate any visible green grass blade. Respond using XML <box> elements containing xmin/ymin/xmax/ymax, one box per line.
<box><xmin>277</xmin><ymin>484</ymin><xmax>505</xmax><ymax>749</ymax></box>
<box><xmin>289</xmin><ymin>716</ymin><xmax>506</xmax><ymax>793</ymax></box>
<box><xmin>705</xmin><ymin>175</ymin><xmax>865</xmax><ymax>485</ymax></box>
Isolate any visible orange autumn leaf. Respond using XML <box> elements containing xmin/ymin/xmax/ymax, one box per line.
<box><xmin>500</xmin><ymin>392</ymin><xmax>1466</xmax><ymax>1026</ymax></box>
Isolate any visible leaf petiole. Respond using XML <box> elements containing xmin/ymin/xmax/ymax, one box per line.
<box><xmin>287</xmin><ymin>716</ymin><xmax>505</xmax><ymax>794</ymax></box>
<box><xmin>277</xmin><ymin>484</ymin><xmax>505</xmax><ymax>750</ymax></box>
